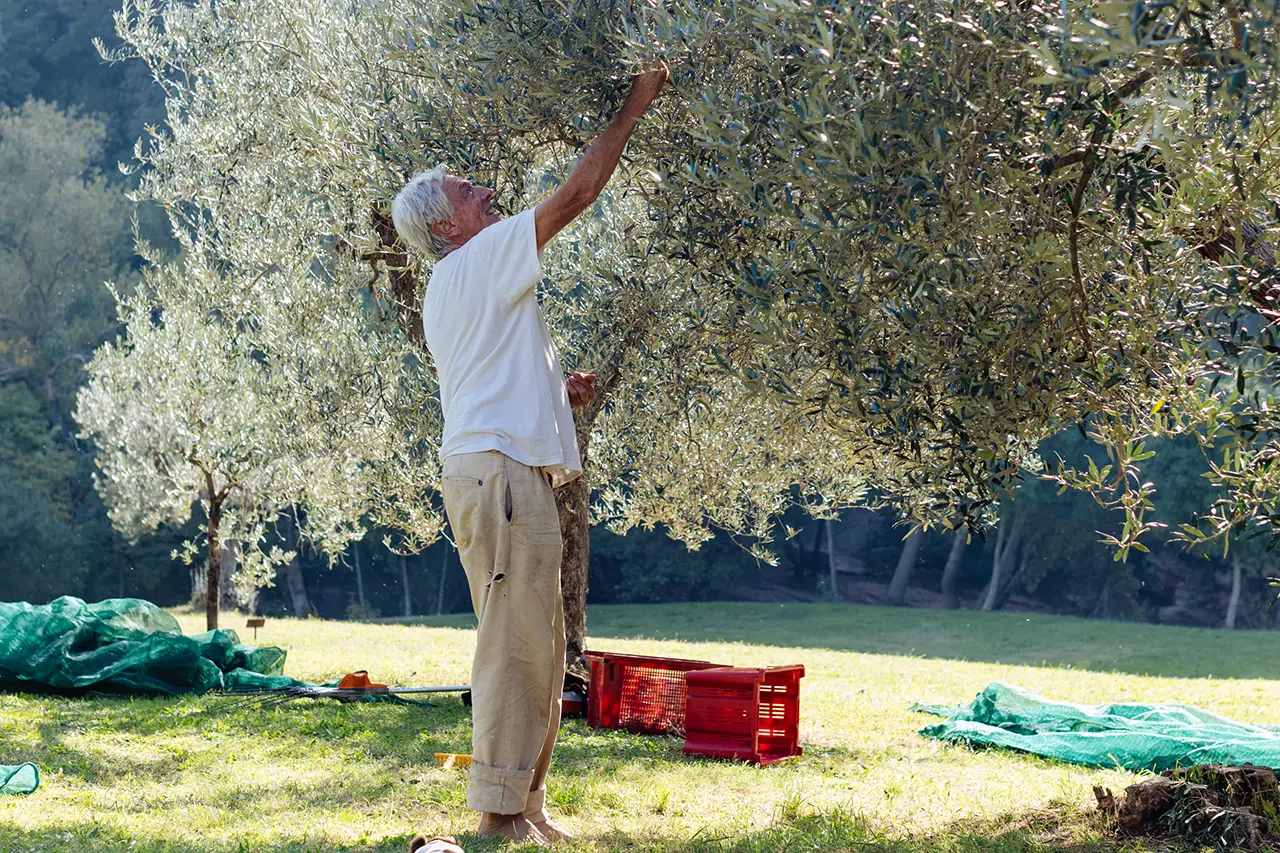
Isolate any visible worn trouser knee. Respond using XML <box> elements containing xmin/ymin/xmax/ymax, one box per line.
<box><xmin>441</xmin><ymin>451</ymin><xmax>565</xmax><ymax>817</ymax></box>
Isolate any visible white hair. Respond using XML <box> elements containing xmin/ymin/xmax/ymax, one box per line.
<box><xmin>391</xmin><ymin>166</ymin><xmax>456</xmax><ymax>260</ymax></box>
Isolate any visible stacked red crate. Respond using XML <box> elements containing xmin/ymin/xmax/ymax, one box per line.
<box><xmin>681</xmin><ymin>665</ymin><xmax>805</xmax><ymax>765</ymax></box>
<box><xmin>583</xmin><ymin>651</ymin><xmax>725</xmax><ymax>735</ymax></box>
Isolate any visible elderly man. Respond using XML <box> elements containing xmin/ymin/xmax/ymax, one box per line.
<box><xmin>391</xmin><ymin>65</ymin><xmax>668</xmax><ymax>845</ymax></box>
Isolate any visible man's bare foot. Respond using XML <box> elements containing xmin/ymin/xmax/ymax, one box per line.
<box><xmin>476</xmin><ymin>813</ymin><xmax>548</xmax><ymax>845</ymax></box>
<box><xmin>532</xmin><ymin>819</ymin><xmax>574</xmax><ymax>843</ymax></box>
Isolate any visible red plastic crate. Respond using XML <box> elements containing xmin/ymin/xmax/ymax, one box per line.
<box><xmin>682</xmin><ymin>665</ymin><xmax>805</xmax><ymax>765</ymax></box>
<box><xmin>584</xmin><ymin>651</ymin><xmax>725</xmax><ymax>735</ymax></box>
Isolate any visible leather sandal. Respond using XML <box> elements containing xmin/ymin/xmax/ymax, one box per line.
<box><xmin>409</xmin><ymin>834</ymin><xmax>465</xmax><ymax>853</ymax></box>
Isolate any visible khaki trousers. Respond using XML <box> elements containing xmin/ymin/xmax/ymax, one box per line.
<box><xmin>441</xmin><ymin>450</ymin><xmax>566</xmax><ymax>819</ymax></box>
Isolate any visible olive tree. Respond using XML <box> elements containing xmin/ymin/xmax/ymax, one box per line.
<box><xmin>359</xmin><ymin>0</ymin><xmax>1280</xmax><ymax>554</ymax></box>
<box><xmin>599</xmin><ymin>0</ymin><xmax>1280</xmax><ymax>553</ymax></box>
<box><xmin>76</xmin><ymin>256</ymin><xmax>398</xmax><ymax>629</ymax></box>
<box><xmin>96</xmin><ymin>0</ymin><xmax>1280</xmax><ymax>649</ymax></box>
<box><xmin>92</xmin><ymin>0</ymin><xmax>877</xmax><ymax>659</ymax></box>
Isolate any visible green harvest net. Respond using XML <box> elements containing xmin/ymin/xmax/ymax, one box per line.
<box><xmin>1</xmin><ymin>764</ymin><xmax>38</xmax><ymax>795</ymax></box>
<box><xmin>0</xmin><ymin>596</ymin><xmax>301</xmax><ymax>696</ymax></box>
<box><xmin>914</xmin><ymin>682</ymin><xmax>1280</xmax><ymax>772</ymax></box>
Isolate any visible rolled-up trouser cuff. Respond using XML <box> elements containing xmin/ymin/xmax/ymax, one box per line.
<box><xmin>522</xmin><ymin>787</ymin><xmax>548</xmax><ymax>823</ymax></box>
<box><xmin>467</xmin><ymin>759</ymin><xmax>535</xmax><ymax>816</ymax></box>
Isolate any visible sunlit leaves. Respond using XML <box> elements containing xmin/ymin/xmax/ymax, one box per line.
<box><xmin>88</xmin><ymin>0</ymin><xmax>1280</xmax><ymax>561</ymax></box>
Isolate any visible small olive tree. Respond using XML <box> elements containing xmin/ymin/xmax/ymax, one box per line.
<box><xmin>76</xmin><ymin>257</ymin><xmax>389</xmax><ymax>629</ymax></box>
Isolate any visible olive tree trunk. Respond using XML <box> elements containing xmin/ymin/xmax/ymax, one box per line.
<box><xmin>436</xmin><ymin>544</ymin><xmax>449</xmax><ymax>616</ymax></box>
<box><xmin>557</xmin><ymin>335</ymin><xmax>638</xmax><ymax>669</ymax></box>
<box><xmin>557</xmin><ymin>463</ymin><xmax>591</xmax><ymax>669</ymax></box>
<box><xmin>981</xmin><ymin>509</ymin><xmax>1025</xmax><ymax>612</ymax></box>
<box><xmin>352</xmin><ymin>542</ymin><xmax>367</xmax><ymax>618</ymax></box>
<box><xmin>826</xmin><ymin>519</ymin><xmax>840</xmax><ymax>600</ymax></box>
<box><xmin>190</xmin><ymin>561</ymin><xmax>207</xmax><ymax>616</ymax></box>
<box><xmin>940</xmin><ymin>528</ymin><xmax>968</xmax><ymax>609</ymax></box>
<box><xmin>218</xmin><ymin>540</ymin><xmax>240</xmax><ymax>613</ymax></box>
<box><xmin>203</xmin><ymin>478</ymin><xmax>225</xmax><ymax>631</ymax></box>
<box><xmin>1091</xmin><ymin>571</ymin><xmax>1112</xmax><ymax>618</ymax></box>
<box><xmin>1225</xmin><ymin>554</ymin><xmax>1243</xmax><ymax>629</ymax></box>
<box><xmin>282</xmin><ymin>513</ymin><xmax>312</xmax><ymax>617</ymax></box>
<box><xmin>285</xmin><ymin>558</ymin><xmax>311</xmax><ymax>618</ymax></box>
<box><xmin>887</xmin><ymin>528</ymin><xmax>923</xmax><ymax>606</ymax></box>
<box><xmin>997</xmin><ymin>546</ymin><xmax>1034</xmax><ymax>611</ymax></box>
<box><xmin>400</xmin><ymin>553</ymin><xmax>413</xmax><ymax>618</ymax></box>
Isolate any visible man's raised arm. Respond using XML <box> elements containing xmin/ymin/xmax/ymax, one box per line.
<box><xmin>534</xmin><ymin>64</ymin><xmax>668</xmax><ymax>252</ymax></box>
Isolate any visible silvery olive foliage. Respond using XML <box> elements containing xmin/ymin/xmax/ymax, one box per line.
<box><xmin>88</xmin><ymin>0</ymin><xmax>1280</xmax><ymax>569</ymax></box>
<box><xmin>381</xmin><ymin>0</ymin><xmax>1280</xmax><ymax>553</ymax></box>
<box><xmin>80</xmin><ymin>0</ymin><xmax>873</xmax><ymax>581</ymax></box>
<box><xmin>74</xmin><ymin>257</ymin><xmax>386</xmax><ymax>590</ymax></box>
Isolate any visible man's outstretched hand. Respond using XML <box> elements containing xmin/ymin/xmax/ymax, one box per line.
<box><xmin>623</xmin><ymin>62</ymin><xmax>669</xmax><ymax>117</ymax></box>
<box><xmin>534</xmin><ymin>62</ymin><xmax>667</xmax><ymax>252</ymax></box>
<box><xmin>566</xmin><ymin>371</ymin><xmax>597</xmax><ymax>409</ymax></box>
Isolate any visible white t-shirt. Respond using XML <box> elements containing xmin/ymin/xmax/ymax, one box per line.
<box><xmin>422</xmin><ymin>209</ymin><xmax>582</xmax><ymax>487</ymax></box>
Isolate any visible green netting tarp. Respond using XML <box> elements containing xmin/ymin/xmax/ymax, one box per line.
<box><xmin>914</xmin><ymin>682</ymin><xmax>1280</xmax><ymax>772</ymax></box>
<box><xmin>0</xmin><ymin>596</ymin><xmax>298</xmax><ymax>696</ymax></box>
<box><xmin>1</xmin><ymin>764</ymin><xmax>38</xmax><ymax>795</ymax></box>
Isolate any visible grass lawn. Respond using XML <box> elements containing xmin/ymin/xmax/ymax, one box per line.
<box><xmin>2</xmin><ymin>602</ymin><xmax>1278</xmax><ymax>852</ymax></box>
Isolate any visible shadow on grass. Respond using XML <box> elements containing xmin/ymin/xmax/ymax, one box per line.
<box><xmin>0</xmin><ymin>800</ymin><xmax>1192</xmax><ymax>853</ymax></box>
<box><xmin>567</xmin><ymin>602</ymin><xmax>1280</xmax><ymax>681</ymax></box>
<box><xmin>550</xmin><ymin>722</ymin><xmax>863</xmax><ymax>777</ymax></box>
<box><xmin>392</xmin><ymin>601</ymin><xmax>1280</xmax><ymax>681</ymax></box>
<box><xmin>382</xmin><ymin>601</ymin><xmax>1280</xmax><ymax>679</ymax></box>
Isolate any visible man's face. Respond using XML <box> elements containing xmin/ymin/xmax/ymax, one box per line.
<box><xmin>432</xmin><ymin>174</ymin><xmax>500</xmax><ymax>250</ymax></box>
